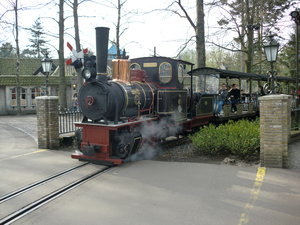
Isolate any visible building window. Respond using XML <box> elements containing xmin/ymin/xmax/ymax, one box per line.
<box><xmin>21</xmin><ymin>88</ymin><xmax>27</xmax><ymax>106</ymax></box>
<box><xmin>11</xmin><ymin>88</ymin><xmax>16</xmax><ymax>100</ymax></box>
<box><xmin>10</xmin><ymin>88</ymin><xmax>17</xmax><ymax>107</ymax></box>
<box><xmin>10</xmin><ymin>87</ymin><xmax>28</xmax><ymax>107</ymax></box>
<box><xmin>159</xmin><ymin>62</ymin><xmax>172</xmax><ymax>83</ymax></box>
<box><xmin>31</xmin><ymin>88</ymin><xmax>41</xmax><ymax>106</ymax></box>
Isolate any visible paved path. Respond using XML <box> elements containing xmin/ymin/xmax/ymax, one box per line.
<box><xmin>0</xmin><ymin>115</ymin><xmax>299</xmax><ymax>225</ymax></box>
<box><xmin>0</xmin><ymin>118</ymin><xmax>82</xmax><ymax>196</ymax></box>
<box><xmin>0</xmin><ymin>115</ymin><xmax>38</xmax><ymax>143</ymax></box>
<box><xmin>11</xmin><ymin>161</ymin><xmax>300</xmax><ymax>225</ymax></box>
<box><xmin>289</xmin><ymin>140</ymin><xmax>300</xmax><ymax>168</ymax></box>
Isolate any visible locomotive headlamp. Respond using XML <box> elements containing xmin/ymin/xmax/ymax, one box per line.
<box><xmin>82</xmin><ymin>55</ymin><xmax>97</xmax><ymax>80</ymax></box>
<box><xmin>82</xmin><ymin>68</ymin><xmax>92</xmax><ymax>80</ymax></box>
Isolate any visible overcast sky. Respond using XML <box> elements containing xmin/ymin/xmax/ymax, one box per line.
<box><xmin>0</xmin><ymin>0</ymin><xmax>299</xmax><ymax>59</ymax></box>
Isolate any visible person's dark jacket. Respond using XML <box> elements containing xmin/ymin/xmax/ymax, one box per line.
<box><xmin>229</xmin><ymin>89</ymin><xmax>240</xmax><ymax>100</ymax></box>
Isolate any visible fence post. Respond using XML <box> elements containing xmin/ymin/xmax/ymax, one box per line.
<box><xmin>36</xmin><ymin>96</ymin><xmax>59</xmax><ymax>149</ymax></box>
<box><xmin>259</xmin><ymin>94</ymin><xmax>291</xmax><ymax>168</ymax></box>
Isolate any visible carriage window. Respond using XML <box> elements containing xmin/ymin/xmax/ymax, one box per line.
<box><xmin>183</xmin><ymin>76</ymin><xmax>203</xmax><ymax>93</ymax></box>
<box><xmin>251</xmin><ymin>80</ymin><xmax>259</xmax><ymax>93</ymax></box>
<box><xmin>130</xmin><ymin>63</ymin><xmax>141</xmax><ymax>70</ymax></box>
<box><xmin>241</xmin><ymin>79</ymin><xmax>250</xmax><ymax>93</ymax></box>
<box><xmin>178</xmin><ymin>64</ymin><xmax>184</xmax><ymax>83</ymax></box>
<box><xmin>159</xmin><ymin>62</ymin><xmax>172</xmax><ymax>83</ymax></box>
<box><xmin>205</xmin><ymin>75</ymin><xmax>219</xmax><ymax>94</ymax></box>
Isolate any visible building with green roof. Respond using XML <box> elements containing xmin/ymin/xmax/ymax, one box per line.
<box><xmin>0</xmin><ymin>58</ymin><xmax>77</xmax><ymax>115</ymax></box>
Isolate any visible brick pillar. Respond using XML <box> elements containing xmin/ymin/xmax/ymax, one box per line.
<box><xmin>36</xmin><ymin>96</ymin><xmax>59</xmax><ymax>149</ymax></box>
<box><xmin>259</xmin><ymin>94</ymin><xmax>291</xmax><ymax>168</ymax></box>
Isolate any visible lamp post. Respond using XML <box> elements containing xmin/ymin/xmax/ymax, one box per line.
<box><xmin>263</xmin><ymin>34</ymin><xmax>280</xmax><ymax>94</ymax></box>
<box><xmin>41</xmin><ymin>53</ymin><xmax>53</xmax><ymax>96</ymax></box>
<box><xmin>291</xmin><ymin>10</ymin><xmax>300</xmax><ymax>105</ymax></box>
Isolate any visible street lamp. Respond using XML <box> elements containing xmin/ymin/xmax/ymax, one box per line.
<box><xmin>263</xmin><ymin>35</ymin><xmax>280</xmax><ymax>94</ymax></box>
<box><xmin>41</xmin><ymin>53</ymin><xmax>53</xmax><ymax>95</ymax></box>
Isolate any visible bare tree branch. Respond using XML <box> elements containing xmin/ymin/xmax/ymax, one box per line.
<box><xmin>176</xmin><ymin>0</ymin><xmax>196</xmax><ymax>30</ymax></box>
<box><xmin>207</xmin><ymin>40</ymin><xmax>246</xmax><ymax>53</ymax></box>
<box><xmin>175</xmin><ymin>35</ymin><xmax>195</xmax><ymax>58</ymax></box>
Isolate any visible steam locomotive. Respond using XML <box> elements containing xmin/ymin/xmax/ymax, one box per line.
<box><xmin>71</xmin><ymin>27</ymin><xmax>268</xmax><ymax>165</ymax></box>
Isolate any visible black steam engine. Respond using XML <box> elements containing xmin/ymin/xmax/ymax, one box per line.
<box><xmin>71</xmin><ymin>27</ymin><xmax>216</xmax><ymax>164</ymax></box>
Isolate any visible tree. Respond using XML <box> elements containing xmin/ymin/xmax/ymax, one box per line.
<box><xmin>21</xmin><ymin>48</ymin><xmax>36</xmax><ymax>58</ymax></box>
<box><xmin>278</xmin><ymin>32</ymin><xmax>297</xmax><ymax>78</ymax></box>
<box><xmin>104</xmin><ymin>0</ymin><xmax>134</xmax><ymax>59</ymax></box>
<box><xmin>179</xmin><ymin>49</ymin><xmax>197</xmax><ymax>64</ymax></box>
<box><xmin>28</xmin><ymin>18</ymin><xmax>49</xmax><ymax>58</ymax></box>
<box><xmin>58</xmin><ymin>0</ymin><xmax>67</xmax><ymax>108</ymax></box>
<box><xmin>206</xmin><ymin>47</ymin><xmax>240</xmax><ymax>70</ymax></box>
<box><xmin>13</xmin><ymin>0</ymin><xmax>21</xmax><ymax>114</ymax></box>
<box><xmin>0</xmin><ymin>42</ymin><xmax>16</xmax><ymax>58</ymax></box>
<box><xmin>65</xmin><ymin>0</ymin><xmax>92</xmax><ymax>92</ymax></box>
<box><xmin>156</xmin><ymin>0</ymin><xmax>205</xmax><ymax>67</ymax></box>
<box><xmin>208</xmin><ymin>0</ymin><xmax>292</xmax><ymax>73</ymax></box>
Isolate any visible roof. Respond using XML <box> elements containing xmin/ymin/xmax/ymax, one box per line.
<box><xmin>0</xmin><ymin>58</ymin><xmax>60</xmax><ymax>75</ymax></box>
<box><xmin>188</xmin><ymin>67</ymin><xmax>295</xmax><ymax>82</ymax></box>
<box><xmin>108</xmin><ymin>44</ymin><xmax>123</xmax><ymax>55</ymax></box>
<box><xmin>131</xmin><ymin>56</ymin><xmax>194</xmax><ymax>66</ymax></box>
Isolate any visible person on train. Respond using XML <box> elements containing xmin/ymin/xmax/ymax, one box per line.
<box><xmin>216</xmin><ymin>83</ymin><xmax>228</xmax><ymax>114</ymax></box>
<box><xmin>229</xmin><ymin>84</ymin><xmax>240</xmax><ymax>112</ymax></box>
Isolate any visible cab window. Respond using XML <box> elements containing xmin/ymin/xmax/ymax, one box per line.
<box><xmin>159</xmin><ymin>62</ymin><xmax>172</xmax><ymax>83</ymax></box>
<box><xmin>130</xmin><ymin>63</ymin><xmax>141</xmax><ymax>70</ymax></box>
<box><xmin>178</xmin><ymin>64</ymin><xmax>184</xmax><ymax>83</ymax></box>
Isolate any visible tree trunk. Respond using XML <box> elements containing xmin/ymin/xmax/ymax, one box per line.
<box><xmin>245</xmin><ymin>0</ymin><xmax>255</xmax><ymax>73</ymax></box>
<box><xmin>59</xmin><ymin>0</ymin><xmax>67</xmax><ymax>109</ymax></box>
<box><xmin>116</xmin><ymin>0</ymin><xmax>121</xmax><ymax>59</ymax></box>
<box><xmin>14</xmin><ymin>0</ymin><xmax>21</xmax><ymax>115</ymax></box>
<box><xmin>73</xmin><ymin>0</ymin><xmax>83</xmax><ymax>92</ymax></box>
<box><xmin>240</xmin><ymin>0</ymin><xmax>246</xmax><ymax>72</ymax></box>
<box><xmin>196</xmin><ymin>0</ymin><xmax>205</xmax><ymax>67</ymax></box>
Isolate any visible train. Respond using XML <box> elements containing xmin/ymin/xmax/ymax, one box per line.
<box><xmin>70</xmin><ymin>27</ymin><xmax>296</xmax><ymax>165</ymax></box>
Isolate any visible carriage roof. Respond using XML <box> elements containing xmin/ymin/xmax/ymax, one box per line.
<box><xmin>188</xmin><ymin>67</ymin><xmax>295</xmax><ymax>83</ymax></box>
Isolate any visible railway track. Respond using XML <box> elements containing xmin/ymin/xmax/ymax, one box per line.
<box><xmin>0</xmin><ymin>163</ymin><xmax>112</xmax><ymax>225</ymax></box>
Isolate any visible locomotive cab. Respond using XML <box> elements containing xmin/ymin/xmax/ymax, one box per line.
<box><xmin>130</xmin><ymin>57</ymin><xmax>193</xmax><ymax>89</ymax></box>
<box><xmin>130</xmin><ymin>57</ymin><xmax>193</xmax><ymax>122</ymax></box>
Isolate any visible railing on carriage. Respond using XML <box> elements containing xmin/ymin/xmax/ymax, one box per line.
<box><xmin>59</xmin><ymin>108</ymin><xmax>83</xmax><ymax>134</ymax></box>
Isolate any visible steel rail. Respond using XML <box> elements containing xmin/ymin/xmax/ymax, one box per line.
<box><xmin>0</xmin><ymin>166</ymin><xmax>112</xmax><ymax>225</ymax></box>
<box><xmin>0</xmin><ymin>162</ymin><xmax>89</xmax><ymax>204</ymax></box>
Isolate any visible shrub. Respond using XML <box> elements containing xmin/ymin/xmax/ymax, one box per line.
<box><xmin>189</xmin><ymin>119</ymin><xmax>260</xmax><ymax>159</ymax></box>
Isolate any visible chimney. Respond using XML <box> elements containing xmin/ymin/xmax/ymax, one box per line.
<box><xmin>95</xmin><ymin>27</ymin><xmax>109</xmax><ymax>79</ymax></box>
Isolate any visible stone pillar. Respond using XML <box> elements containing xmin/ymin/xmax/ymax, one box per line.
<box><xmin>259</xmin><ymin>94</ymin><xmax>291</xmax><ymax>168</ymax></box>
<box><xmin>36</xmin><ymin>96</ymin><xmax>59</xmax><ymax>149</ymax></box>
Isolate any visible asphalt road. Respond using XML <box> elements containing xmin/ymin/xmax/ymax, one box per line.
<box><xmin>0</xmin><ymin>115</ymin><xmax>299</xmax><ymax>225</ymax></box>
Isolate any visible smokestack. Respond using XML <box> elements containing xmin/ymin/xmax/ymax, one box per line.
<box><xmin>95</xmin><ymin>27</ymin><xmax>109</xmax><ymax>77</ymax></box>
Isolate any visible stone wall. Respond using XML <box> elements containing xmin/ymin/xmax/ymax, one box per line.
<box><xmin>36</xmin><ymin>96</ymin><xmax>59</xmax><ymax>149</ymax></box>
<box><xmin>259</xmin><ymin>94</ymin><xmax>291</xmax><ymax>168</ymax></box>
